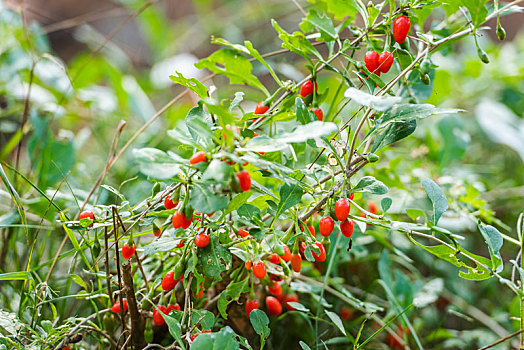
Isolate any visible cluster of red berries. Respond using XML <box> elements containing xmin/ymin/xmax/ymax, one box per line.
<box><xmin>362</xmin><ymin>15</ymin><xmax>411</xmax><ymax>78</ymax></box>
<box><xmin>153</xmin><ymin>304</ymin><xmax>180</xmax><ymax>325</ymax></box>
<box><xmin>242</xmin><ymin>238</ymin><xmax>293</xmax><ymax>278</ymax></box>
<box><xmin>318</xmin><ymin>194</ymin><xmax>355</xmax><ymax>240</ymax></box>
<box><xmin>246</xmin><ymin>293</ymin><xmax>299</xmax><ymax>317</ymax></box>
<box><xmin>364</xmin><ymin>50</ymin><xmax>394</xmax><ymax>76</ymax></box>
<box><xmin>172</xmin><ymin>210</ymin><xmax>193</xmax><ymax>229</ymax></box>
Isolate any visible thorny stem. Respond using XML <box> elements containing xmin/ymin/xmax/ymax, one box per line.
<box><xmin>104</xmin><ymin>226</ymin><xmax>114</xmax><ymax>306</ymax></box>
<box><xmin>111</xmin><ymin>207</ymin><xmax>126</xmax><ymax>331</ymax></box>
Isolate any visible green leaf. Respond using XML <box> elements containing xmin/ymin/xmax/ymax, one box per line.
<box><xmin>190</xmin><ymin>326</ymin><xmax>240</xmax><ymax>350</ymax></box>
<box><xmin>162</xmin><ymin>313</ymin><xmax>185</xmax><ymax>349</ymax></box>
<box><xmin>0</xmin><ymin>164</ymin><xmax>27</xmax><ymax>239</ymax></box>
<box><xmin>442</xmin><ymin>2</ymin><xmax>461</xmax><ymax>16</ymax></box>
<box><xmin>460</xmin><ymin>0</ymin><xmax>488</xmax><ymax>28</ymax></box>
<box><xmin>318</xmin><ymin>136</ymin><xmax>345</xmax><ymax>173</ymax></box>
<box><xmin>371</xmin><ymin>119</ymin><xmax>417</xmax><ymax>153</ymax></box>
<box><xmin>191</xmin><ymin>310</ymin><xmax>215</xmax><ymax>330</ymax></box>
<box><xmin>0</xmin><ymin>309</ymin><xmax>24</xmax><ymax>337</ymax></box>
<box><xmin>249</xmin><ymin>309</ymin><xmax>270</xmax><ymax>339</ymax></box>
<box><xmin>196</xmin><ymin>234</ymin><xmax>232</xmax><ymax>280</ymax></box>
<box><xmin>71</xmin><ymin>274</ymin><xmax>87</xmax><ymax>289</ymax></box>
<box><xmin>211</xmin><ymin>37</ymin><xmax>282</xmax><ymax>87</ymax></box>
<box><xmin>144</xmin><ymin>236</ymin><xmax>184</xmax><ymax>255</ymax></box>
<box><xmin>26</xmin><ymin>116</ymin><xmax>76</xmax><ymax>187</ymax></box>
<box><xmin>211</xmin><ymin>37</ymin><xmax>249</xmax><ymax>53</ymax></box>
<box><xmin>352</xmin><ymin>70</ymin><xmax>375</xmax><ymax>94</ymax></box>
<box><xmin>296</xmin><ymin>97</ymin><xmax>314</xmax><ymax>125</ymax></box>
<box><xmin>352</xmin><ymin>176</ymin><xmax>388</xmax><ymax>195</ymax></box>
<box><xmin>241</xmin><ymin>121</ymin><xmax>337</xmax><ymax>153</ymax></box>
<box><xmin>217</xmin><ymin>279</ymin><xmax>249</xmax><ymax>319</ymax></box>
<box><xmin>367</xmin><ymin>1</ymin><xmax>384</xmax><ymax>26</ymax></box>
<box><xmin>323</xmin><ymin>0</ymin><xmax>359</xmax><ymax>20</ymax></box>
<box><xmin>0</xmin><ymin>272</ymin><xmax>32</xmax><ymax>281</ymax></box>
<box><xmin>478</xmin><ymin>223</ymin><xmax>503</xmax><ymax>273</ymax></box>
<box><xmin>242</xmin><ymin>154</ymin><xmax>294</xmax><ymax>176</ymax></box>
<box><xmin>195</xmin><ymin>49</ymin><xmax>269</xmax><ymax>95</ymax></box>
<box><xmin>237</xmin><ymin>204</ymin><xmax>261</xmax><ymax>219</ymax></box>
<box><xmin>169</xmin><ymin>71</ymin><xmax>208</xmax><ymax>98</ymax></box>
<box><xmin>408</xmin><ymin>236</ymin><xmax>492</xmax><ymax>281</ymax></box>
<box><xmin>203</xmin><ymin>99</ymin><xmax>236</xmax><ymax>126</ymax></box>
<box><xmin>377</xmin><ymin>104</ymin><xmax>462</xmax><ymax>125</ymax></box>
<box><xmin>133</xmin><ymin>148</ymin><xmax>183</xmax><ymax>180</ymax></box>
<box><xmin>286</xmin><ymin>302</ymin><xmax>309</xmax><ymax>312</ymax></box>
<box><xmin>325</xmin><ymin>310</ymin><xmax>346</xmax><ymax>336</ymax></box>
<box><xmin>186</xmin><ymin>104</ymin><xmax>214</xmax><ymax>146</ymax></box>
<box><xmin>224</xmin><ymin>191</ymin><xmax>253</xmax><ymax>215</ymax></box>
<box><xmin>301</xmin><ymin>9</ymin><xmax>338</xmax><ymax>42</ymax></box>
<box><xmin>189</xmin><ymin>183</ymin><xmax>229</xmax><ymax>214</ymax></box>
<box><xmin>244</xmin><ymin>41</ymin><xmax>283</xmax><ymax>87</ymax></box>
<box><xmin>355</xmin><ymin>304</ymin><xmax>413</xmax><ymax>349</ymax></box>
<box><xmin>299</xmin><ymin>341</ymin><xmax>312</xmax><ymax>350</ymax></box>
<box><xmin>101</xmin><ymin>185</ymin><xmax>126</xmax><ymax>201</ymax></box>
<box><xmin>381</xmin><ymin>198</ymin><xmax>392</xmax><ymax>212</ymax></box>
<box><xmin>272</xmin><ymin>20</ymin><xmax>322</xmax><ymax>62</ymax></box>
<box><xmin>274</xmin><ymin>183</ymin><xmax>303</xmax><ymax>220</ymax></box>
<box><xmin>422</xmin><ymin>179</ymin><xmax>448</xmax><ymax>225</ymax></box>
<box><xmin>406</xmin><ymin>208</ymin><xmax>426</xmax><ymax>222</ymax></box>
<box><xmin>229</xmin><ymin>92</ymin><xmax>244</xmax><ymax>112</ymax></box>
<box><xmin>201</xmin><ymin>159</ymin><xmax>232</xmax><ymax>183</ymax></box>
<box><xmin>344</xmin><ymin>88</ymin><xmax>401</xmax><ymax>112</ymax></box>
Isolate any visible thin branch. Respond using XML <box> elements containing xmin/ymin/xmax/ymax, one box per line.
<box><xmin>78</xmin><ymin>325</ymin><xmax>119</xmax><ymax>348</ymax></box>
<box><xmin>181</xmin><ymin>275</ymin><xmax>193</xmax><ymax>329</ymax></box>
<box><xmin>300</xmin><ymin>160</ymin><xmax>368</xmax><ymax>223</ymax></box>
<box><xmin>54</xmin><ymin>308</ymin><xmax>111</xmax><ymax>349</ymax></box>
<box><xmin>43</xmin><ymin>7</ymin><xmax>128</xmax><ymax>34</ymax></box>
<box><xmin>478</xmin><ymin>328</ymin><xmax>524</xmax><ymax>350</ymax></box>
